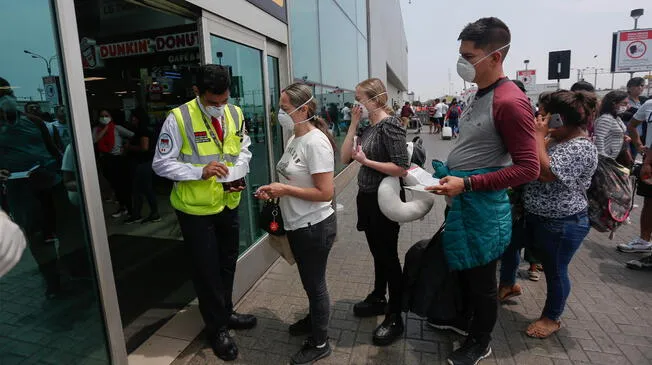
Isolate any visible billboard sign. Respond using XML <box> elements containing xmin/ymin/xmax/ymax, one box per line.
<box><xmin>516</xmin><ymin>70</ymin><xmax>536</xmax><ymax>90</ymax></box>
<box><xmin>611</xmin><ymin>29</ymin><xmax>652</xmax><ymax>73</ymax></box>
<box><xmin>548</xmin><ymin>50</ymin><xmax>571</xmax><ymax>80</ymax></box>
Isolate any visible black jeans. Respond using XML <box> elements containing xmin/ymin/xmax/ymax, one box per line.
<box><xmin>132</xmin><ymin>161</ymin><xmax>158</xmax><ymax>217</ymax></box>
<box><xmin>100</xmin><ymin>154</ymin><xmax>132</xmax><ymax>213</ymax></box>
<box><xmin>458</xmin><ymin>259</ymin><xmax>499</xmax><ymax>346</ymax></box>
<box><xmin>287</xmin><ymin>213</ymin><xmax>337</xmax><ymax>344</ymax></box>
<box><xmin>176</xmin><ymin>208</ymin><xmax>240</xmax><ymax>335</ymax></box>
<box><xmin>356</xmin><ymin>191</ymin><xmax>403</xmax><ymax>314</ymax></box>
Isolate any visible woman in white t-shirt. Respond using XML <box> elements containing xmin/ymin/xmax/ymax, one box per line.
<box><xmin>255</xmin><ymin>83</ymin><xmax>336</xmax><ymax>365</ymax></box>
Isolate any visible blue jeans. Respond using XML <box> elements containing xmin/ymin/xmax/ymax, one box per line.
<box><xmin>527</xmin><ymin>210</ymin><xmax>590</xmax><ymax>321</ymax></box>
<box><xmin>499</xmin><ymin>218</ymin><xmax>528</xmax><ymax>286</ymax></box>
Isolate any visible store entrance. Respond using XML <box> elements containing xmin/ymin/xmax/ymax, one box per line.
<box><xmin>73</xmin><ymin>0</ymin><xmax>201</xmax><ymax>351</ymax></box>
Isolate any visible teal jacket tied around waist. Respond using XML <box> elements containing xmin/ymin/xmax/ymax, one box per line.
<box><xmin>432</xmin><ymin>160</ymin><xmax>512</xmax><ymax>271</ymax></box>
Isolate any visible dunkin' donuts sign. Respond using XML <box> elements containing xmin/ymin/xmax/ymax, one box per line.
<box><xmin>99</xmin><ymin>31</ymin><xmax>199</xmax><ymax>59</ymax></box>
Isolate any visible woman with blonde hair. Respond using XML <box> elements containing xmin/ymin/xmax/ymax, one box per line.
<box><xmin>341</xmin><ymin>78</ymin><xmax>409</xmax><ymax>346</ymax></box>
<box><xmin>256</xmin><ymin>83</ymin><xmax>336</xmax><ymax>364</ymax></box>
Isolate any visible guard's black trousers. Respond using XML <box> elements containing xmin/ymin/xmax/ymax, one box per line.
<box><xmin>176</xmin><ymin>208</ymin><xmax>240</xmax><ymax>336</ymax></box>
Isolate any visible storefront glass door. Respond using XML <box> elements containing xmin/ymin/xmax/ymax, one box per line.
<box><xmin>0</xmin><ymin>1</ymin><xmax>111</xmax><ymax>363</ymax></box>
<box><xmin>209</xmin><ymin>36</ymin><xmax>270</xmax><ymax>254</ymax></box>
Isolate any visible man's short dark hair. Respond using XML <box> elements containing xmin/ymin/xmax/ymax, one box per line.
<box><xmin>570</xmin><ymin>80</ymin><xmax>595</xmax><ymax>93</ymax></box>
<box><xmin>405</xmin><ymin>102</ymin><xmax>410</xmax><ymax>105</ymax></box>
<box><xmin>627</xmin><ymin>77</ymin><xmax>645</xmax><ymax>89</ymax></box>
<box><xmin>458</xmin><ymin>17</ymin><xmax>511</xmax><ymax>58</ymax></box>
<box><xmin>571</xmin><ymin>80</ymin><xmax>595</xmax><ymax>93</ymax></box>
<box><xmin>196</xmin><ymin>64</ymin><xmax>231</xmax><ymax>95</ymax></box>
<box><xmin>512</xmin><ymin>80</ymin><xmax>526</xmax><ymax>93</ymax></box>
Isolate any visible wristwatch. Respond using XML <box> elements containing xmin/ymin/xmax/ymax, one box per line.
<box><xmin>463</xmin><ymin>176</ymin><xmax>473</xmax><ymax>193</ymax></box>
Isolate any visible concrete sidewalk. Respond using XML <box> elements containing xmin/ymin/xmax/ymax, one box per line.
<box><xmin>172</xmin><ymin>133</ymin><xmax>652</xmax><ymax>365</ymax></box>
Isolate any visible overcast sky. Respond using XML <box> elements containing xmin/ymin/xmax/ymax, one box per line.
<box><xmin>400</xmin><ymin>0</ymin><xmax>651</xmax><ymax>100</ymax></box>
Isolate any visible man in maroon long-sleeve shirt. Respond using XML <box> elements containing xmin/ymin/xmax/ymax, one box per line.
<box><xmin>426</xmin><ymin>18</ymin><xmax>539</xmax><ymax>365</ymax></box>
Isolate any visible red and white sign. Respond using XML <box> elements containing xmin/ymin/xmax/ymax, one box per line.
<box><xmin>516</xmin><ymin>70</ymin><xmax>536</xmax><ymax>91</ymax></box>
<box><xmin>613</xmin><ymin>29</ymin><xmax>652</xmax><ymax>73</ymax></box>
<box><xmin>99</xmin><ymin>31</ymin><xmax>200</xmax><ymax>59</ymax></box>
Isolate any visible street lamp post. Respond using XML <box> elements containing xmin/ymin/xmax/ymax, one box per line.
<box><xmin>24</xmin><ymin>50</ymin><xmax>56</xmax><ymax>76</ymax></box>
<box><xmin>524</xmin><ymin>59</ymin><xmax>530</xmax><ymax>72</ymax></box>
<box><xmin>629</xmin><ymin>9</ymin><xmax>644</xmax><ymax>79</ymax></box>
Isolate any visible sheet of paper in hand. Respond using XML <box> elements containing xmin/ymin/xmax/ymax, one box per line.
<box><xmin>404</xmin><ymin>166</ymin><xmax>440</xmax><ymax>191</ymax></box>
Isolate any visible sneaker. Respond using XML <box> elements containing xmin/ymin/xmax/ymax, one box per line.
<box><xmin>528</xmin><ymin>269</ymin><xmax>541</xmax><ymax>282</ymax></box>
<box><xmin>626</xmin><ymin>255</ymin><xmax>652</xmax><ymax>270</ymax></box>
<box><xmin>427</xmin><ymin>317</ymin><xmax>470</xmax><ymax>336</ymax></box>
<box><xmin>372</xmin><ymin>313</ymin><xmax>404</xmax><ymax>346</ymax></box>
<box><xmin>111</xmin><ymin>209</ymin><xmax>128</xmax><ymax>218</ymax></box>
<box><xmin>290</xmin><ymin>337</ymin><xmax>331</xmax><ymax>365</ymax></box>
<box><xmin>124</xmin><ymin>215</ymin><xmax>143</xmax><ymax>225</ymax></box>
<box><xmin>289</xmin><ymin>315</ymin><xmax>312</xmax><ymax>336</ymax></box>
<box><xmin>447</xmin><ymin>337</ymin><xmax>492</xmax><ymax>365</ymax></box>
<box><xmin>141</xmin><ymin>215</ymin><xmax>162</xmax><ymax>224</ymax></box>
<box><xmin>617</xmin><ymin>238</ymin><xmax>652</xmax><ymax>253</ymax></box>
<box><xmin>353</xmin><ymin>293</ymin><xmax>387</xmax><ymax>317</ymax></box>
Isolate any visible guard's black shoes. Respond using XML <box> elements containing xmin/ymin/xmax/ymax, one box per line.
<box><xmin>353</xmin><ymin>293</ymin><xmax>387</xmax><ymax>317</ymax></box>
<box><xmin>447</xmin><ymin>337</ymin><xmax>492</xmax><ymax>365</ymax></box>
<box><xmin>227</xmin><ymin>312</ymin><xmax>257</xmax><ymax>330</ymax></box>
<box><xmin>289</xmin><ymin>314</ymin><xmax>312</xmax><ymax>336</ymax></box>
<box><xmin>209</xmin><ymin>329</ymin><xmax>238</xmax><ymax>361</ymax></box>
<box><xmin>290</xmin><ymin>337</ymin><xmax>331</xmax><ymax>365</ymax></box>
<box><xmin>372</xmin><ymin>313</ymin><xmax>404</xmax><ymax>346</ymax></box>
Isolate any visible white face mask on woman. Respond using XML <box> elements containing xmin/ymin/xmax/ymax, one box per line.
<box><xmin>278</xmin><ymin>96</ymin><xmax>314</xmax><ymax>131</ymax></box>
<box><xmin>355</xmin><ymin>91</ymin><xmax>387</xmax><ymax>120</ymax></box>
<box><xmin>616</xmin><ymin>105</ymin><xmax>628</xmax><ymax>115</ymax></box>
<box><xmin>99</xmin><ymin>116</ymin><xmax>111</xmax><ymax>125</ymax></box>
<box><xmin>456</xmin><ymin>43</ymin><xmax>510</xmax><ymax>83</ymax></box>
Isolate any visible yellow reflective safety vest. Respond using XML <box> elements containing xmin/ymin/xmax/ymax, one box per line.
<box><xmin>169</xmin><ymin>99</ymin><xmax>245</xmax><ymax>216</ymax></box>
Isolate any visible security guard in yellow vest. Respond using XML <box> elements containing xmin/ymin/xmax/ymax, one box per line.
<box><xmin>152</xmin><ymin>65</ymin><xmax>256</xmax><ymax>361</ymax></box>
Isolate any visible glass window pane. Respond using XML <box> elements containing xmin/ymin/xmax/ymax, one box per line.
<box><xmin>211</xmin><ymin>36</ymin><xmax>270</xmax><ymax>253</ymax></box>
<box><xmin>288</xmin><ymin>0</ymin><xmax>321</xmax><ymax>83</ymax></box>
<box><xmin>356</xmin><ymin>0</ymin><xmax>367</xmax><ymax>37</ymax></box>
<box><xmin>319</xmin><ymin>0</ymin><xmax>359</xmax><ymax>90</ymax></box>
<box><xmin>358</xmin><ymin>33</ymin><xmax>369</xmax><ymax>81</ymax></box>
<box><xmin>267</xmin><ymin>56</ymin><xmax>283</xmax><ymax>167</ymax></box>
<box><xmin>0</xmin><ymin>1</ymin><xmax>110</xmax><ymax>364</ymax></box>
<box><xmin>334</xmin><ymin>0</ymin><xmax>356</xmax><ymax>21</ymax></box>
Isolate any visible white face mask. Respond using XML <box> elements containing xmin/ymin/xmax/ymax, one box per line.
<box><xmin>99</xmin><ymin>116</ymin><xmax>111</xmax><ymax>125</ymax></box>
<box><xmin>206</xmin><ymin>105</ymin><xmax>224</xmax><ymax>119</ymax></box>
<box><xmin>356</xmin><ymin>91</ymin><xmax>387</xmax><ymax>119</ymax></box>
<box><xmin>278</xmin><ymin>96</ymin><xmax>314</xmax><ymax>131</ymax></box>
<box><xmin>456</xmin><ymin>43</ymin><xmax>510</xmax><ymax>83</ymax></box>
<box><xmin>353</xmin><ymin>102</ymin><xmax>369</xmax><ymax>120</ymax></box>
<box><xmin>617</xmin><ymin>106</ymin><xmax>628</xmax><ymax>115</ymax></box>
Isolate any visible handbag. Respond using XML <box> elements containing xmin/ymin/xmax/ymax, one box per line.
<box><xmin>259</xmin><ymin>198</ymin><xmax>286</xmax><ymax>236</ymax></box>
<box><xmin>267</xmin><ymin>234</ymin><xmax>295</xmax><ymax>265</ymax></box>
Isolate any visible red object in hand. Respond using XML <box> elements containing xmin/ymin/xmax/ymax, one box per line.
<box><xmin>269</xmin><ymin>221</ymin><xmax>279</xmax><ymax>232</ymax></box>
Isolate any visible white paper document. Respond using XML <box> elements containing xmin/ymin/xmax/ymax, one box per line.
<box><xmin>8</xmin><ymin>165</ymin><xmax>40</xmax><ymax>180</ymax></box>
<box><xmin>405</xmin><ymin>166</ymin><xmax>440</xmax><ymax>188</ymax></box>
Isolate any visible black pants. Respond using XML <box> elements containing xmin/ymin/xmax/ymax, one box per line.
<box><xmin>356</xmin><ymin>191</ymin><xmax>402</xmax><ymax>313</ymax></box>
<box><xmin>100</xmin><ymin>154</ymin><xmax>132</xmax><ymax>213</ymax></box>
<box><xmin>176</xmin><ymin>208</ymin><xmax>240</xmax><ymax>335</ymax></box>
<box><xmin>458</xmin><ymin>259</ymin><xmax>499</xmax><ymax>346</ymax></box>
<box><xmin>287</xmin><ymin>213</ymin><xmax>337</xmax><ymax>344</ymax></box>
<box><xmin>132</xmin><ymin>161</ymin><xmax>158</xmax><ymax>217</ymax></box>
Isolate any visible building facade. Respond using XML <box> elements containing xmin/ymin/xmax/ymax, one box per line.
<box><xmin>0</xmin><ymin>1</ymin><xmax>406</xmax><ymax>364</ymax></box>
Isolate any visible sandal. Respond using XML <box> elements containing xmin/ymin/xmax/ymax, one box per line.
<box><xmin>526</xmin><ymin>318</ymin><xmax>561</xmax><ymax>339</ymax></box>
<box><xmin>498</xmin><ymin>284</ymin><xmax>522</xmax><ymax>303</ymax></box>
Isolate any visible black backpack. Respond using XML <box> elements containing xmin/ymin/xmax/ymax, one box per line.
<box><xmin>448</xmin><ymin>106</ymin><xmax>460</xmax><ymax>119</ymax></box>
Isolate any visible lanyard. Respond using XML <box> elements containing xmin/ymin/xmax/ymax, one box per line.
<box><xmin>200</xmin><ymin>113</ymin><xmax>225</xmax><ymax>149</ymax></box>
